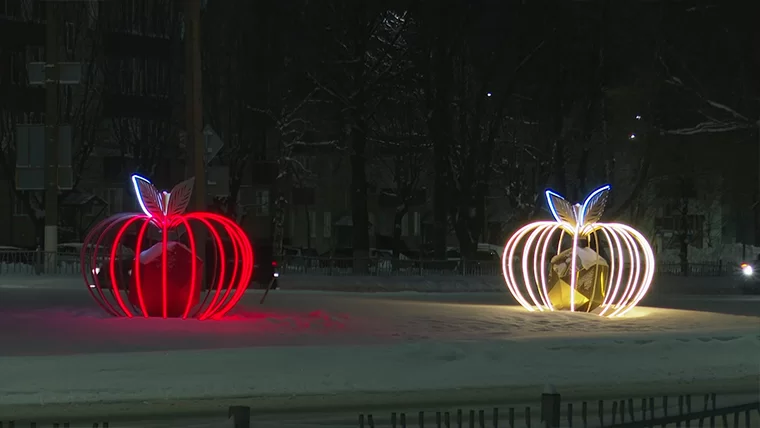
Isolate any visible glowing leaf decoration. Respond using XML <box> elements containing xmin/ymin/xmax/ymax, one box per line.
<box><xmin>166</xmin><ymin>177</ymin><xmax>195</xmax><ymax>217</ymax></box>
<box><xmin>132</xmin><ymin>175</ymin><xmax>164</xmax><ymax>219</ymax></box>
<box><xmin>579</xmin><ymin>186</ymin><xmax>610</xmax><ymax>227</ymax></box>
<box><xmin>545</xmin><ymin>190</ymin><xmax>577</xmax><ymax>228</ymax></box>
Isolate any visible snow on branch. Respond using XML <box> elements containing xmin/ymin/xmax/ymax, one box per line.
<box><xmin>661</xmin><ymin>121</ymin><xmax>753</xmax><ymax>136</ymax></box>
<box><xmin>283</xmin><ymin>139</ymin><xmax>340</xmax><ymax>150</ymax></box>
<box><xmin>660</xmin><ymin>55</ymin><xmax>752</xmax><ymax>128</ymax></box>
<box><xmin>705</xmin><ymin>100</ymin><xmax>750</xmax><ymax>122</ymax></box>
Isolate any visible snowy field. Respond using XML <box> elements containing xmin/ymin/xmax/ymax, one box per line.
<box><xmin>0</xmin><ymin>278</ymin><xmax>758</xmax><ymax>422</ymax></box>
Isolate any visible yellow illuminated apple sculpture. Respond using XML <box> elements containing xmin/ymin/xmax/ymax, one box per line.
<box><xmin>502</xmin><ymin>185</ymin><xmax>655</xmax><ymax>317</ymax></box>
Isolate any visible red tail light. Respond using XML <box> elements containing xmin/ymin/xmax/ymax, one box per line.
<box><xmin>271</xmin><ymin>261</ymin><xmax>277</xmax><ymax>267</ymax></box>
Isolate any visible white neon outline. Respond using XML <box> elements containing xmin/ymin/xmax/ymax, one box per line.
<box><xmin>131</xmin><ymin>174</ymin><xmax>155</xmax><ymax>218</ymax></box>
<box><xmin>131</xmin><ymin>174</ymin><xmax>171</xmax><ymax>218</ymax></box>
<box><xmin>578</xmin><ymin>184</ymin><xmax>611</xmax><ymax>233</ymax></box>
<box><xmin>503</xmin><ymin>186</ymin><xmax>655</xmax><ymax>318</ymax></box>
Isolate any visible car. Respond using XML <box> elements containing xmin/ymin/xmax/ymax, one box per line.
<box><xmin>282</xmin><ymin>246</ymin><xmax>320</xmax><ymax>272</ymax></box>
<box><xmin>251</xmin><ymin>242</ymin><xmax>279</xmax><ymax>289</ymax></box>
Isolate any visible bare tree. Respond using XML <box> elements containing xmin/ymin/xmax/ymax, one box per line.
<box><xmin>101</xmin><ymin>0</ymin><xmax>181</xmax><ymax>191</ymax></box>
<box><xmin>371</xmin><ymin>93</ymin><xmax>428</xmax><ymax>259</ymax></box>
<box><xmin>306</xmin><ymin>3</ymin><xmax>411</xmax><ymax>271</ymax></box>
<box><xmin>417</xmin><ymin>0</ymin><xmax>546</xmax><ymax>257</ymax></box>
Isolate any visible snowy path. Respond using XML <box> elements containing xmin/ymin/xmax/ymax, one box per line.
<box><xmin>0</xmin><ymin>288</ymin><xmax>757</xmax><ymax>421</ymax></box>
<box><xmin>0</xmin><ymin>289</ymin><xmax>758</xmax><ymax>355</ymax></box>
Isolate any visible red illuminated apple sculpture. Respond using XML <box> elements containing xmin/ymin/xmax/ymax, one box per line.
<box><xmin>81</xmin><ymin>175</ymin><xmax>254</xmax><ymax>320</ymax></box>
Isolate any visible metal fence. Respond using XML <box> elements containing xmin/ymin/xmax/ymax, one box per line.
<box><xmin>354</xmin><ymin>392</ymin><xmax>759</xmax><ymax>428</ymax></box>
<box><xmin>0</xmin><ymin>424</ymin><xmax>108</xmax><ymax>428</ymax></box>
<box><xmin>1</xmin><ymin>392</ymin><xmax>756</xmax><ymax>427</ymax></box>
<box><xmin>278</xmin><ymin>256</ymin><xmax>733</xmax><ymax>278</ymax></box>
<box><xmin>0</xmin><ymin>250</ymin><xmax>735</xmax><ymax>278</ymax></box>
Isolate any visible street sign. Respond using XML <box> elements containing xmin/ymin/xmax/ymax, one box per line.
<box><xmin>27</xmin><ymin>62</ymin><xmax>82</xmax><ymax>85</ymax></box>
<box><xmin>203</xmin><ymin>125</ymin><xmax>224</xmax><ymax>164</ymax></box>
<box><xmin>15</xmin><ymin>124</ymin><xmax>73</xmax><ymax>190</ymax></box>
<box><xmin>206</xmin><ymin>166</ymin><xmax>229</xmax><ymax>197</ymax></box>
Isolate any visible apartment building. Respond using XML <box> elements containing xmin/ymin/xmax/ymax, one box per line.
<box><xmin>0</xmin><ymin>0</ymin><xmax>430</xmax><ymax>254</ymax></box>
<box><xmin>0</xmin><ymin>0</ymin><xmax>181</xmax><ymax>247</ymax></box>
<box><xmin>0</xmin><ymin>0</ymin><xmax>50</xmax><ymax>246</ymax></box>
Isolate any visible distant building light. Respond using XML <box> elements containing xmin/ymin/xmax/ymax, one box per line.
<box><xmin>629</xmin><ymin>134</ymin><xmax>636</xmax><ymax>140</ymax></box>
<box><xmin>486</xmin><ymin>92</ymin><xmax>492</xmax><ymax>97</ymax></box>
<box><xmin>635</xmin><ymin>115</ymin><xmax>641</xmax><ymax>120</ymax></box>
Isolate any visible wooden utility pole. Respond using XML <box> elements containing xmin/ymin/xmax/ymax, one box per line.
<box><xmin>44</xmin><ymin>0</ymin><xmax>60</xmax><ymax>270</ymax></box>
<box><xmin>184</xmin><ymin>0</ymin><xmax>206</xmax><ymax>286</ymax></box>
<box><xmin>756</xmin><ymin>120</ymin><xmax>760</xmax><ymax>247</ymax></box>
<box><xmin>185</xmin><ymin>0</ymin><xmax>205</xmax><ymax>210</ymax></box>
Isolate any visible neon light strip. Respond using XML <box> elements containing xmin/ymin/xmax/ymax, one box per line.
<box><xmin>133</xmin><ymin>220</ymin><xmax>151</xmax><ymax>317</ymax></box>
<box><xmin>110</xmin><ymin>216</ymin><xmax>143</xmax><ymax>317</ymax></box>
<box><xmin>176</xmin><ymin>217</ymin><xmax>197</xmax><ymax>320</ymax></box>
<box><xmin>159</xmin><ymin>223</ymin><xmax>167</xmax><ymax>317</ymax></box>
<box><xmin>521</xmin><ymin>224</ymin><xmax>547</xmax><ymax>311</ymax></box>
<box><xmin>131</xmin><ymin>175</ymin><xmax>156</xmax><ymax>218</ymax></box>
<box><xmin>569</xmin><ymin>233</ymin><xmax>579</xmax><ymax>311</ymax></box>
<box><xmin>597</xmin><ymin>227</ymin><xmax>624</xmax><ymax>316</ymax></box>
<box><xmin>544</xmin><ymin>190</ymin><xmax>566</xmax><ymax>224</ymax></box>
<box><xmin>537</xmin><ymin>224</ymin><xmax>560</xmax><ymax>311</ymax></box>
<box><xmin>207</xmin><ymin>213</ymin><xmax>255</xmax><ymax>319</ymax></box>
<box><xmin>578</xmin><ymin>184</ymin><xmax>611</xmax><ymax>228</ymax></box>
<box><xmin>502</xmin><ymin>222</ymin><xmax>557</xmax><ymax>311</ymax></box>
<box><xmin>532</xmin><ymin>225</ymin><xmax>556</xmax><ymax>309</ymax></box>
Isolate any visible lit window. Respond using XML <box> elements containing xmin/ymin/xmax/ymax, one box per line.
<box><xmin>255</xmin><ymin>190</ymin><xmax>269</xmax><ymax>216</ymax></box>
<box><xmin>323</xmin><ymin>212</ymin><xmax>332</xmax><ymax>238</ymax></box>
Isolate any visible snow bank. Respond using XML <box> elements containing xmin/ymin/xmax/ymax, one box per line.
<box><xmin>0</xmin><ymin>331</ymin><xmax>756</xmax><ymax>409</ymax></box>
<box><xmin>0</xmin><ymin>290</ymin><xmax>756</xmax><ymax>418</ymax></box>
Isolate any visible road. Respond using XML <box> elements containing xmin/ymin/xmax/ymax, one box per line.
<box><xmin>1</xmin><ymin>283</ymin><xmax>758</xmax><ymax>315</ymax></box>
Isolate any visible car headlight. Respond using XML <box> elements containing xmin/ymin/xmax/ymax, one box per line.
<box><xmin>741</xmin><ymin>264</ymin><xmax>754</xmax><ymax>277</ymax></box>
<box><xmin>92</xmin><ymin>267</ymin><xmax>100</xmax><ymax>275</ymax></box>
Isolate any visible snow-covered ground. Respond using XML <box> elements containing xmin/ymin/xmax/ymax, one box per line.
<box><xmin>0</xmin><ymin>284</ymin><xmax>757</xmax><ymax>422</ymax></box>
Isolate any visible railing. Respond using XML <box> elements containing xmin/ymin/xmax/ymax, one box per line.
<box><xmin>0</xmin><ymin>250</ymin><xmax>737</xmax><ymax>278</ymax></box>
<box><xmin>279</xmin><ymin>256</ymin><xmax>734</xmax><ymax>278</ymax></box>
<box><xmin>0</xmin><ymin>392</ymin><xmax>756</xmax><ymax>427</ymax></box>
<box><xmin>655</xmin><ymin>261</ymin><xmax>731</xmax><ymax>277</ymax></box>
<box><xmin>0</xmin><ymin>250</ymin><xmax>108</xmax><ymax>275</ymax></box>
<box><xmin>353</xmin><ymin>393</ymin><xmax>757</xmax><ymax>428</ymax></box>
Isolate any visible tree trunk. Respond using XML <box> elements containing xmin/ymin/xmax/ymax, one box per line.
<box><xmin>350</xmin><ymin>114</ymin><xmax>370</xmax><ymax>273</ymax></box>
<box><xmin>453</xmin><ymin>213</ymin><xmax>476</xmax><ymax>260</ymax></box>
<box><xmin>576</xmin><ymin>148</ymin><xmax>590</xmax><ymax>198</ymax></box>
<box><xmin>679</xmin><ymin>179</ymin><xmax>689</xmax><ymax>276</ymax></box>
<box><xmin>549</xmin><ymin>2</ymin><xmax>568</xmax><ymax>197</ymax></box>
<box><xmin>429</xmin><ymin>35</ymin><xmax>453</xmax><ymax>260</ymax></box>
<box><xmin>392</xmin><ymin>207</ymin><xmax>407</xmax><ymax>271</ymax></box>
<box><xmin>226</xmin><ymin>180</ymin><xmax>240</xmax><ymax>222</ymax></box>
<box><xmin>552</xmin><ymin>139</ymin><xmax>568</xmax><ymax>196</ymax></box>
<box><xmin>348</xmin><ymin>7</ymin><xmax>370</xmax><ymax>273</ymax></box>
<box><xmin>303</xmin><ymin>203</ymin><xmax>311</xmax><ymax>249</ymax></box>
<box><xmin>271</xmin><ymin>195</ymin><xmax>286</xmax><ymax>259</ymax></box>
